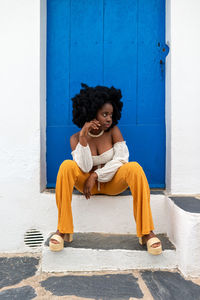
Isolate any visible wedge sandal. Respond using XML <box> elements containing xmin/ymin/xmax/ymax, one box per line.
<box><xmin>139</xmin><ymin>236</ymin><xmax>162</xmax><ymax>255</ymax></box>
<box><xmin>49</xmin><ymin>233</ymin><xmax>73</xmax><ymax>252</ymax></box>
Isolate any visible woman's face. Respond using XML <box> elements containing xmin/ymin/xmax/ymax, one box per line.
<box><xmin>96</xmin><ymin>103</ymin><xmax>113</xmax><ymax>130</ymax></box>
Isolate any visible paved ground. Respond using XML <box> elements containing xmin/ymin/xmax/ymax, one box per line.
<box><xmin>0</xmin><ymin>254</ymin><xmax>200</xmax><ymax>299</ymax></box>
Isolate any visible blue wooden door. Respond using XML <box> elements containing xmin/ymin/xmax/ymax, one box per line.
<box><xmin>47</xmin><ymin>0</ymin><xmax>168</xmax><ymax>188</ymax></box>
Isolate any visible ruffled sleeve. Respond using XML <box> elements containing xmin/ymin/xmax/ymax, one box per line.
<box><xmin>94</xmin><ymin>141</ymin><xmax>129</xmax><ymax>182</ymax></box>
<box><xmin>71</xmin><ymin>142</ymin><xmax>93</xmax><ymax>173</ymax></box>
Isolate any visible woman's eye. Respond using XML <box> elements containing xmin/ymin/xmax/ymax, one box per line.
<box><xmin>102</xmin><ymin>113</ymin><xmax>112</xmax><ymax>117</ymax></box>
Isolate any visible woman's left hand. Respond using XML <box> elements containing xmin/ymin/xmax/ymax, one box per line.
<box><xmin>83</xmin><ymin>172</ymin><xmax>98</xmax><ymax>199</ymax></box>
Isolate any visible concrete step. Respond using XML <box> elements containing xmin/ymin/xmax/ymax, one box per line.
<box><xmin>42</xmin><ymin>233</ymin><xmax>177</xmax><ymax>272</ymax></box>
<box><xmin>167</xmin><ymin>195</ymin><xmax>200</xmax><ymax>277</ymax></box>
<box><xmin>70</xmin><ymin>191</ymin><xmax>167</xmax><ymax>234</ymax></box>
<box><xmin>45</xmin><ymin>189</ymin><xmax>167</xmax><ymax>234</ymax></box>
<box><xmin>42</xmin><ymin>191</ymin><xmax>200</xmax><ymax>276</ymax></box>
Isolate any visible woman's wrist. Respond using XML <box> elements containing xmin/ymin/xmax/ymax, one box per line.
<box><xmin>79</xmin><ymin>128</ymin><xmax>88</xmax><ymax>137</ymax></box>
<box><xmin>91</xmin><ymin>172</ymin><xmax>98</xmax><ymax>180</ymax></box>
<box><xmin>79</xmin><ymin>130</ymin><xmax>88</xmax><ymax>146</ymax></box>
<box><xmin>79</xmin><ymin>138</ymin><xmax>87</xmax><ymax>147</ymax></box>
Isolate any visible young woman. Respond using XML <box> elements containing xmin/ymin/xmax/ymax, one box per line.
<box><xmin>49</xmin><ymin>83</ymin><xmax>162</xmax><ymax>255</ymax></box>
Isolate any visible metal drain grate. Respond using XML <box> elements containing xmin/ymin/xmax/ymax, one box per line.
<box><xmin>24</xmin><ymin>229</ymin><xmax>44</xmax><ymax>248</ymax></box>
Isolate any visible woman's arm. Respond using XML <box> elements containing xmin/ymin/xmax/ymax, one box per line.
<box><xmin>70</xmin><ymin>120</ymin><xmax>100</xmax><ymax>173</ymax></box>
<box><xmin>70</xmin><ymin>120</ymin><xmax>101</xmax><ymax>150</ymax></box>
<box><xmin>70</xmin><ymin>135</ymin><xmax>93</xmax><ymax>173</ymax></box>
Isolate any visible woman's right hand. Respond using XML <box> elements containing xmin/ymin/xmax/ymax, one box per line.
<box><xmin>83</xmin><ymin>172</ymin><xmax>98</xmax><ymax>199</ymax></box>
<box><xmin>80</xmin><ymin>119</ymin><xmax>101</xmax><ymax>137</ymax></box>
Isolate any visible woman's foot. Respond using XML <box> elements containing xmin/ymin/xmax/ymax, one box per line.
<box><xmin>49</xmin><ymin>230</ymin><xmax>73</xmax><ymax>252</ymax></box>
<box><xmin>139</xmin><ymin>231</ymin><xmax>162</xmax><ymax>255</ymax></box>
<box><xmin>50</xmin><ymin>230</ymin><xmax>64</xmax><ymax>244</ymax></box>
<box><xmin>141</xmin><ymin>231</ymin><xmax>161</xmax><ymax>248</ymax></box>
<box><xmin>49</xmin><ymin>231</ymin><xmax>65</xmax><ymax>252</ymax></box>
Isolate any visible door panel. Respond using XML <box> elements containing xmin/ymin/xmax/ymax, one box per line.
<box><xmin>138</xmin><ymin>0</ymin><xmax>166</xmax><ymax>124</ymax></box>
<box><xmin>47</xmin><ymin>0</ymin><xmax>168</xmax><ymax>188</ymax></box>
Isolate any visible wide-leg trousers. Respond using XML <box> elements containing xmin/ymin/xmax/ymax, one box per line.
<box><xmin>55</xmin><ymin>160</ymin><xmax>154</xmax><ymax>237</ymax></box>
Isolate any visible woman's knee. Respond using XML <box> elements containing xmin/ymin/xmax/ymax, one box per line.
<box><xmin>123</xmin><ymin>162</ymin><xmax>149</xmax><ymax>188</ymax></box>
<box><xmin>126</xmin><ymin>161</ymin><xmax>143</xmax><ymax>171</ymax></box>
<box><xmin>123</xmin><ymin>161</ymin><xmax>144</xmax><ymax>176</ymax></box>
<box><xmin>59</xmin><ymin>159</ymin><xmax>78</xmax><ymax>173</ymax></box>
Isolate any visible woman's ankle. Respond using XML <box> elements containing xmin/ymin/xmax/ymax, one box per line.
<box><xmin>55</xmin><ymin>230</ymin><xmax>65</xmax><ymax>238</ymax></box>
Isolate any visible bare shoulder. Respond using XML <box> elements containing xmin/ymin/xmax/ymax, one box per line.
<box><xmin>110</xmin><ymin>125</ymin><xmax>124</xmax><ymax>144</ymax></box>
<box><xmin>70</xmin><ymin>132</ymin><xmax>80</xmax><ymax>151</ymax></box>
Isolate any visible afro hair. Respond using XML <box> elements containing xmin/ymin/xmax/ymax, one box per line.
<box><xmin>71</xmin><ymin>83</ymin><xmax>123</xmax><ymax>129</ymax></box>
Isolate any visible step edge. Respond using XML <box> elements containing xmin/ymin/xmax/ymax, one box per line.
<box><xmin>43</xmin><ymin>245</ymin><xmax>176</xmax><ymax>253</ymax></box>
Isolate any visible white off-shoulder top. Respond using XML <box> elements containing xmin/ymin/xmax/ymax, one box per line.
<box><xmin>92</xmin><ymin>148</ymin><xmax>114</xmax><ymax>166</ymax></box>
<box><xmin>71</xmin><ymin>141</ymin><xmax>129</xmax><ymax>190</ymax></box>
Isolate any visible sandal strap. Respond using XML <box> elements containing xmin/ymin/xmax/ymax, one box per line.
<box><xmin>147</xmin><ymin>237</ymin><xmax>161</xmax><ymax>248</ymax></box>
<box><xmin>50</xmin><ymin>234</ymin><xmax>63</xmax><ymax>244</ymax></box>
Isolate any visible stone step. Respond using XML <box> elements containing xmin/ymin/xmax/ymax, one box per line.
<box><xmin>167</xmin><ymin>195</ymin><xmax>200</xmax><ymax>277</ymax></box>
<box><xmin>42</xmin><ymin>233</ymin><xmax>177</xmax><ymax>272</ymax></box>
<box><xmin>45</xmin><ymin>189</ymin><xmax>167</xmax><ymax>234</ymax></box>
<box><xmin>71</xmin><ymin>191</ymin><xmax>167</xmax><ymax>234</ymax></box>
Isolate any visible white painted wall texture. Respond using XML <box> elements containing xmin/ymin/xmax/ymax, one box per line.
<box><xmin>167</xmin><ymin>0</ymin><xmax>200</xmax><ymax>194</ymax></box>
<box><xmin>0</xmin><ymin>0</ymin><xmax>200</xmax><ymax>253</ymax></box>
<box><xmin>0</xmin><ymin>0</ymin><xmax>55</xmax><ymax>252</ymax></box>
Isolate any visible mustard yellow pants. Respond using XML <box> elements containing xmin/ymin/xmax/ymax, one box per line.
<box><xmin>56</xmin><ymin>160</ymin><xmax>154</xmax><ymax>237</ymax></box>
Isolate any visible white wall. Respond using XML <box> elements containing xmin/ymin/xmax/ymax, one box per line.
<box><xmin>0</xmin><ymin>0</ymin><xmax>56</xmax><ymax>252</ymax></box>
<box><xmin>166</xmin><ymin>0</ymin><xmax>200</xmax><ymax>194</ymax></box>
<box><xmin>0</xmin><ymin>0</ymin><xmax>200</xmax><ymax>252</ymax></box>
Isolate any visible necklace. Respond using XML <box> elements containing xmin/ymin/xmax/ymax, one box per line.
<box><xmin>88</xmin><ymin>130</ymin><xmax>104</xmax><ymax>138</ymax></box>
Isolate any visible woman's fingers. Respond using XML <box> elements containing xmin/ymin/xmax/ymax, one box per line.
<box><xmin>84</xmin><ymin>190</ymin><xmax>88</xmax><ymax>199</ymax></box>
<box><xmin>83</xmin><ymin>186</ymin><xmax>87</xmax><ymax>198</ymax></box>
<box><xmin>85</xmin><ymin>120</ymin><xmax>101</xmax><ymax>132</ymax></box>
<box><xmin>91</xmin><ymin>124</ymin><xmax>98</xmax><ymax>130</ymax></box>
<box><xmin>92</xmin><ymin>120</ymin><xmax>100</xmax><ymax>126</ymax></box>
<box><xmin>85</xmin><ymin>192</ymin><xmax>90</xmax><ymax>199</ymax></box>
<box><xmin>90</xmin><ymin>120</ymin><xmax>101</xmax><ymax>127</ymax></box>
<box><xmin>83</xmin><ymin>120</ymin><xmax>100</xmax><ymax>132</ymax></box>
<box><xmin>83</xmin><ymin>186</ymin><xmax>90</xmax><ymax>199</ymax></box>
<box><xmin>87</xmin><ymin>123</ymin><xmax>97</xmax><ymax>130</ymax></box>
<box><xmin>86</xmin><ymin>187</ymin><xmax>91</xmax><ymax>199</ymax></box>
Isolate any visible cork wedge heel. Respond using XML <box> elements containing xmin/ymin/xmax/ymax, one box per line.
<box><xmin>49</xmin><ymin>233</ymin><xmax>73</xmax><ymax>252</ymax></box>
<box><xmin>139</xmin><ymin>236</ymin><xmax>162</xmax><ymax>255</ymax></box>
